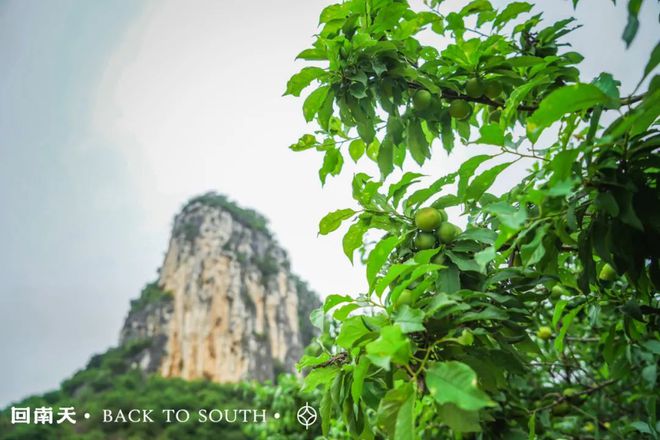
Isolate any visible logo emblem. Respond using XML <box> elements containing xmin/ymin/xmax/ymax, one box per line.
<box><xmin>296</xmin><ymin>402</ymin><xmax>317</xmax><ymax>430</ymax></box>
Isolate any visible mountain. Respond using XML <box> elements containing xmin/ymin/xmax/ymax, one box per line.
<box><xmin>119</xmin><ymin>192</ymin><xmax>319</xmax><ymax>383</ymax></box>
<box><xmin>0</xmin><ymin>193</ymin><xmax>322</xmax><ymax>440</ymax></box>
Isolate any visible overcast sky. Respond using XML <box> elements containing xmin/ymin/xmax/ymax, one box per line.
<box><xmin>0</xmin><ymin>0</ymin><xmax>657</xmax><ymax>406</ymax></box>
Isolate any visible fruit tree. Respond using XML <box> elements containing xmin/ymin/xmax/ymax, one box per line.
<box><xmin>286</xmin><ymin>0</ymin><xmax>659</xmax><ymax>438</ymax></box>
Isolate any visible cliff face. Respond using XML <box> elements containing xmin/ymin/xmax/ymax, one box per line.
<box><xmin>119</xmin><ymin>193</ymin><xmax>320</xmax><ymax>383</ymax></box>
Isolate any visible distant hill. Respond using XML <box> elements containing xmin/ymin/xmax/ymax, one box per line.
<box><xmin>0</xmin><ymin>193</ymin><xmax>322</xmax><ymax>439</ymax></box>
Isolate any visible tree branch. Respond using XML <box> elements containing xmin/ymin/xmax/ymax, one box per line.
<box><xmin>534</xmin><ymin>379</ymin><xmax>617</xmax><ymax>412</ymax></box>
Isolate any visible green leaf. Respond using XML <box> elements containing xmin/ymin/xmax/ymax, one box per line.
<box><xmin>465</xmin><ymin>162</ymin><xmax>513</xmax><ymax>201</ymax></box>
<box><xmin>440</xmin><ymin>110</ymin><xmax>454</xmax><ymax>153</ymax></box>
<box><xmin>372</xmin><ymin>2</ymin><xmax>407</xmax><ymax>33</ymax></box>
<box><xmin>366</xmin><ymin>138</ymin><xmax>380</xmax><ymax>161</ymax></box>
<box><xmin>285</xmin><ymin>67</ymin><xmax>326</xmax><ymax>97</ymax></box>
<box><xmin>446</xmin><ymin>251</ymin><xmax>484</xmax><ymax>273</ymax></box>
<box><xmin>549</xmin><ymin>149</ymin><xmax>579</xmax><ymax>184</ymax></box>
<box><xmin>592</xmin><ymin>72</ymin><xmax>621</xmax><ymax>109</ymax></box>
<box><xmin>407</xmin><ymin>119</ymin><xmax>430</xmax><ymax>166</ymax></box>
<box><xmin>393</xmin><ymin>385</ymin><xmax>415</xmax><ymax>440</ymax></box>
<box><xmin>303</xmin><ymin>85</ymin><xmax>331</xmax><ymax>122</ymax></box>
<box><xmin>554</xmin><ymin>305</ymin><xmax>583</xmax><ymax>352</ymax></box>
<box><xmin>351</xmin><ymin>356</ymin><xmax>370</xmax><ymax>404</ymax></box>
<box><xmin>334</xmin><ymin>303</ymin><xmax>360</xmax><ymax>321</ymax></box>
<box><xmin>476</xmin><ymin>124</ymin><xmax>506</xmax><ymax>146</ymax></box>
<box><xmin>458</xmin><ymin>228</ymin><xmax>497</xmax><ymax>244</ymax></box>
<box><xmin>319</xmin><ymin>148</ymin><xmax>343</xmax><ymax>185</ymax></box>
<box><xmin>461</xmin><ymin>0</ymin><xmax>493</xmax><ymax>16</ymax></box>
<box><xmin>485</xmin><ymin>202</ymin><xmax>528</xmax><ymax>230</ymax></box>
<box><xmin>388</xmin><ymin>172</ymin><xmax>425</xmax><ymax>208</ymax></box>
<box><xmin>502</xmin><ymin>76</ymin><xmax>549</xmax><ymax>127</ymax></box>
<box><xmin>376</xmin><ymin>383</ymin><xmax>415</xmax><ymax>440</ymax></box>
<box><xmin>393</xmin><ymin>305</ymin><xmax>425</xmax><ymax>333</ymax></box>
<box><xmin>528</xmin><ymin>411</ymin><xmax>536</xmax><ymax>440</ymax></box>
<box><xmin>378</xmin><ymin>136</ymin><xmax>395</xmax><ymax>179</ymax></box>
<box><xmin>302</xmin><ymin>365</ymin><xmax>339</xmax><ymax>392</ymax></box>
<box><xmin>520</xmin><ymin>224</ymin><xmax>550</xmax><ymax>266</ymax></box>
<box><xmin>324</xmin><ymin>294</ymin><xmax>353</xmax><ymax>313</ymax></box>
<box><xmin>426</xmin><ymin>361</ymin><xmax>494</xmax><ymax>411</ymax></box>
<box><xmin>405</xmin><ymin>172</ymin><xmax>458</xmax><ymax>210</ymax></box>
<box><xmin>456</xmin><ymin>305</ymin><xmax>508</xmax><ymax>323</ymax></box>
<box><xmin>320</xmin><ymin>383</ymin><xmax>332</xmax><ymax>436</ymax></box>
<box><xmin>366</xmin><ymin>325</ymin><xmax>411</xmax><ymax>370</ymax></box>
<box><xmin>375</xmin><ymin>264</ymin><xmax>414</xmax><ymax>297</ymax></box>
<box><xmin>337</xmin><ymin>316</ymin><xmax>372</xmax><ymax>350</ymax></box>
<box><xmin>474</xmin><ymin>246</ymin><xmax>496</xmax><ymax>271</ymax></box>
<box><xmin>319</xmin><ymin>3</ymin><xmax>348</xmax><ymax>23</ymax></box>
<box><xmin>310</xmin><ymin>307</ymin><xmax>324</xmax><ymax>330</ymax></box>
<box><xmin>458</xmin><ymin>154</ymin><xmax>492</xmax><ymax>197</ymax></box>
<box><xmin>552</xmin><ymin>300</ymin><xmax>569</xmax><ymax>329</ymax></box>
<box><xmin>641</xmin><ymin>41</ymin><xmax>660</xmax><ymax>83</ymax></box>
<box><xmin>630</xmin><ymin>421</ymin><xmax>652</xmax><ymax>435</ymax></box>
<box><xmin>642</xmin><ymin>340</ymin><xmax>660</xmax><ymax>355</ymax></box>
<box><xmin>438</xmin><ymin>403</ymin><xmax>481</xmax><ymax>433</ymax></box>
<box><xmin>319</xmin><ymin>208</ymin><xmax>355</xmax><ymax>235</ymax></box>
<box><xmin>493</xmin><ymin>2</ymin><xmax>533</xmax><ymax>29</ymax></box>
<box><xmin>622</xmin><ymin>0</ymin><xmax>642</xmax><ymax>47</ymax></box>
<box><xmin>349</xmin><ymin>139</ymin><xmax>366</xmax><ymax>162</ymax></box>
<box><xmin>343</xmin><ymin>220</ymin><xmax>368</xmax><ymax>263</ymax></box>
<box><xmin>297</xmin><ymin>352</ymin><xmax>331</xmax><ymax>371</ymax></box>
<box><xmin>289</xmin><ymin>133</ymin><xmax>318</xmax><ymax>152</ymax></box>
<box><xmin>607</xmin><ymin>86</ymin><xmax>660</xmax><ymax>137</ymax></box>
<box><xmin>613</xmin><ymin>187</ymin><xmax>644</xmax><ymax>230</ymax></box>
<box><xmin>367</xmin><ymin>235</ymin><xmax>400</xmax><ymax>289</ymax></box>
<box><xmin>296</xmin><ymin>47</ymin><xmax>327</xmax><ymax>61</ymax></box>
<box><xmin>527</xmin><ymin>84</ymin><xmax>609</xmax><ymax>142</ymax></box>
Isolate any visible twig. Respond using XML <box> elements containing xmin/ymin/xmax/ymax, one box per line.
<box><xmin>313</xmin><ymin>352</ymin><xmax>348</xmax><ymax>369</ymax></box>
<box><xmin>566</xmin><ymin>336</ymin><xmax>600</xmax><ymax>342</ymax></box>
<box><xmin>533</xmin><ymin>379</ymin><xmax>617</xmax><ymax>412</ymax></box>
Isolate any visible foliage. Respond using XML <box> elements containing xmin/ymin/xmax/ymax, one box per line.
<box><xmin>243</xmin><ymin>374</ymin><xmax>330</xmax><ymax>440</ymax></box>
<box><xmin>182</xmin><ymin>192</ymin><xmax>272</xmax><ymax>238</ymax></box>
<box><xmin>288</xmin><ymin>0</ymin><xmax>659</xmax><ymax>438</ymax></box>
<box><xmin>0</xmin><ymin>341</ymin><xmax>321</xmax><ymax>440</ymax></box>
<box><xmin>129</xmin><ymin>282</ymin><xmax>173</xmax><ymax>313</ymax></box>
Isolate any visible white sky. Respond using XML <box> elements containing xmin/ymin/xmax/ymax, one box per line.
<box><xmin>0</xmin><ymin>0</ymin><xmax>657</xmax><ymax>406</ymax></box>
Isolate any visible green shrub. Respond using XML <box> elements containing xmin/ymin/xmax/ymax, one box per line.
<box><xmin>129</xmin><ymin>283</ymin><xmax>172</xmax><ymax>313</ymax></box>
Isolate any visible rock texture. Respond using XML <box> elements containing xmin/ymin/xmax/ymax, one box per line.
<box><xmin>120</xmin><ymin>193</ymin><xmax>320</xmax><ymax>383</ymax></box>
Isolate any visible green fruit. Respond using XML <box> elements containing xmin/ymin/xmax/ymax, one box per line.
<box><xmin>551</xmin><ymin>285</ymin><xmax>568</xmax><ymax>298</ymax></box>
<box><xmin>412</xmin><ymin>89</ymin><xmax>432</xmax><ymax>111</ymax></box>
<box><xmin>431</xmin><ymin>253</ymin><xmax>446</xmax><ymax>265</ymax></box>
<box><xmin>395</xmin><ymin>289</ymin><xmax>414</xmax><ymax>308</ymax></box>
<box><xmin>449</xmin><ymin>100</ymin><xmax>472</xmax><ymax>120</ymax></box>
<box><xmin>598</xmin><ymin>263</ymin><xmax>617</xmax><ymax>281</ymax></box>
<box><xmin>437</xmin><ymin>222</ymin><xmax>461</xmax><ymax>244</ymax></box>
<box><xmin>583</xmin><ymin>422</ymin><xmax>595</xmax><ymax>433</ymax></box>
<box><xmin>414</xmin><ymin>207</ymin><xmax>444</xmax><ymax>231</ymax></box>
<box><xmin>465</xmin><ymin>78</ymin><xmax>485</xmax><ymax>98</ymax></box>
<box><xmin>552</xmin><ymin>402</ymin><xmax>570</xmax><ymax>416</ymax></box>
<box><xmin>562</xmin><ymin>387</ymin><xmax>579</xmax><ymax>398</ymax></box>
<box><xmin>484</xmin><ymin>81</ymin><xmax>503</xmax><ymax>99</ymax></box>
<box><xmin>537</xmin><ymin>326</ymin><xmax>553</xmax><ymax>340</ymax></box>
<box><xmin>488</xmin><ymin>109</ymin><xmax>501</xmax><ymax>123</ymax></box>
<box><xmin>414</xmin><ymin>232</ymin><xmax>437</xmax><ymax>250</ymax></box>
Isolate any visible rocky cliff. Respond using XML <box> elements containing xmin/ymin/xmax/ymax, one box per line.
<box><xmin>119</xmin><ymin>192</ymin><xmax>320</xmax><ymax>383</ymax></box>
